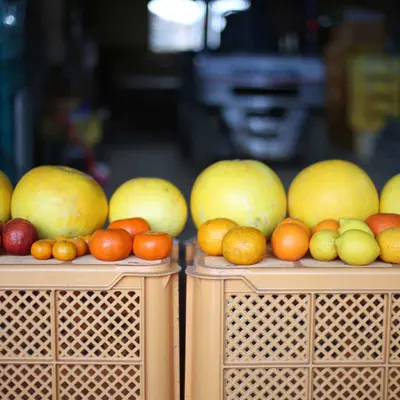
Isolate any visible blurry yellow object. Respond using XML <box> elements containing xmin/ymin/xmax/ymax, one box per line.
<box><xmin>349</xmin><ymin>55</ymin><xmax>400</xmax><ymax>133</ymax></box>
<box><xmin>75</xmin><ymin>115</ymin><xmax>103</xmax><ymax>147</ymax></box>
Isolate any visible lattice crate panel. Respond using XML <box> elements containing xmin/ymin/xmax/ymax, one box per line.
<box><xmin>313</xmin><ymin>367</ymin><xmax>384</xmax><ymax>400</ymax></box>
<box><xmin>0</xmin><ymin>364</ymin><xmax>53</xmax><ymax>400</ymax></box>
<box><xmin>58</xmin><ymin>364</ymin><xmax>141</xmax><ymax>400</ymax></box>
<box><xmin>390</xmin><ymin>294</ymin><xmax>400</xmax><ymax>361</ymax></box>
<box><xmin>57</xmin><ymin>289</ymin><xmax>142</xmax><ymax>360</ymax></box>
<box><xmin>0</xmin><ymin>290</ymin><xmax>53</xmax><ymax>359</ymax></box>
<box><xmin>224</xmin><ymin>368</ymin><xmax>308</xmax><ymax>400</ymax></box>
<box><xmin>314</xmin><ymin>293</ymin><xmax>386</xmax><ymax>363</ymax></box>
<box><xmin>225</xmin><ymin>293</ymin><xmax>310</xmax><ymax>363</ymax></box>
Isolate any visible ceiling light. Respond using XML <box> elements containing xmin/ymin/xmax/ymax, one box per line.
<box><xmin>148</xmin><ymin>0</ymin><xmax>205</xmax><ymax>25</ymax></box>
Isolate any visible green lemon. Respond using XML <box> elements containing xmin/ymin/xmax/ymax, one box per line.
<box><xmin>335</xmin><ymin>229</ymin><xmax>380</xmax><ymax>266</ymax></box>
<box><xmin>309</xmin><ymin>229</ymin><xmax>339</xmax><ymax>261</ymax></box>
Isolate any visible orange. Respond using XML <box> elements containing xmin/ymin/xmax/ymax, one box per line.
<box><xmin>52</xmin><ymin>241</ymin><xmax>77</xmax><ymax>261</ymax></box>
<box><xmin>366</xmin><ymin>213</ymin><xmax>400</xmax><ymax>237</ymax></box>
<box><xmin>31</xmin><ymin>240</ymin><xmax>53</xmax><ymax>260</ymax></box>
<box><xmin>79</xmin><ymin>234</ymin><xmax>92</xmax><ymax>245</ymax></box>
<box><xmin>67</xmin><ymin>237</ymin><xmax>88</xmax><ymax>257</ymax></box>
<box><xmin>312</xmin><ymin>219</ymin><xmax>340</xmax><ymax>234</ymax></box>
<box><xmin>89</xmin><ymin>229</ymin><xmax>132</xmax><ymax>262</ymax></box>
<box><xmin>197</xmin><ymin>218</ymin><xmax>238</xmax><ymax>256</ymax></box>
<box><xmin>133</xmin><ymin>231</ymin><xmax>173</xmax><ymax>261</ymax></box>
<box><xmin>271</xmin><ymin>223</ymin><xmax>309</xmax><ymax>261</ymax></box>
<box><xmin>278</xmin><ymin>217</ymin><xmax>311</xmax><ymax>239</ymax></box>
<box><xmin>108</xmin><ymin>217</ymin><xmax>150</xmax><ymax>238</ymax></box>
<box><xmin>222</xmin><ymin>227</ymin><xmax>267</xmax><ymax>265</ymax></box>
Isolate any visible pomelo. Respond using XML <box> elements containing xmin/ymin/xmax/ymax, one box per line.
<box><xmin>109</xmin><ymin>178</ymin><xmax>187</xmax><ymax>238</ymax></box>
<box><xmin>11</xmin><ymin>166</ymin><xmax>108</xmax><ymax>239</ymax></box>
<box><xmin>380</xmin><ymin>174</ymin><xmax>400</xmax><ymax>214</ymax></box>
<box><xmin>0</xmin><ymin>170</ymin><xmax>13</xmax><ymax>223</ymax></box>
<box><xmin>190</xmin><ymin>160</ymin><xmax>287</xmax><ymax>237</ymax></box>
<box><xmin>288</xmin><ymin>160</ymin><xmax>379</xmax><ymax>229</ymax></box>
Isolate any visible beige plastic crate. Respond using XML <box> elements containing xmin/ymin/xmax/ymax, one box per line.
<box><xmin>0</xmin><ymin>254</ymin><xmax>180</xmax><ymax>400</ymax></box>
<box><xmin>185</xmin><ymin>242</ymin><xmax>400</xmax><ymax>400</ymax></box>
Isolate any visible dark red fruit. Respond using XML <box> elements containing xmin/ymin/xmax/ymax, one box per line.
<box><xmin>2</xmin><ymin>218</ymin><xmax>38</xmax><ymax>255</ymax></box>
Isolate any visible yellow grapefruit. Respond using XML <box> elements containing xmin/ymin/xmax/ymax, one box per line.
<box><xmin>109</xmin><ymin>178</ymin><xmax>187</xmax><ymax>237</ymax></box>
<box><xmin>0</xmin><ymin>170</ymin><xmax>13</xmax><ymax>223</ymax></box>
<box><xmin>380</xmin><ymin>174</ymin><xmax>400</xmax><ymax>214</ymax></box>
<box><xmin>190</xmin><ymin>160</ymin><xmax>287</xmax><ymax>237</ymax></box>
<box><xmin>288</xmin><ymin>160</ymin><xmax>379</xmax><ymax>229</ymax></box>
<box><xmin>11</xmin><ymin>166</ymin><xmax>108</xmax><ymax>239</ymax></box>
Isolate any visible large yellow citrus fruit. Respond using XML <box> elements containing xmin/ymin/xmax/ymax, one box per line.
<box><xmin>109</xmin><ymin>178</ymin><xmax>187</xmax><ymax>237</ymax></box>
<box><xmin>0</xmin><ymin>170</ymin><xmax>13</xmax><ymax>223</ymax></box>
<box><xmin>11</xmin><ymin>166</ymin><xmax>108</xmax><ymax>239</ymax></box>
<box><xmin>380</xmin><ymin>174</ymin><xmax>400</xmax><ymax>214</ymax></box>
<box><xmin>190</xmin><ymin>160</ymin><xmax>287</xmax><ymax>237</ymax></box>
<box><xmin>288</xmin><ymin>160</ymin><xmax>379</xmax><ymax>229</ymax></box>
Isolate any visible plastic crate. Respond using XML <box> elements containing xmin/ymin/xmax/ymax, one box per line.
<box><xmin>0</xmin><ymin>254</ymin><xmax>180</xmax><ymax>400</ymax></box>
<box><xmin>185</xmin><ymin>241</ymin><xmax>400</xmax><ymax>400</ymax></box>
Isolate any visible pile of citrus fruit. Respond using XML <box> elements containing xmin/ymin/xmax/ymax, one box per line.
<box><xmin>193</xmin><ymin>159</ymin><xmax>400</xmax><ymax>266</ymax></box>
<box><xmin>0</xmin><ymin>158</ymin><xmax>400</xmax><ymax>267</ymax></box>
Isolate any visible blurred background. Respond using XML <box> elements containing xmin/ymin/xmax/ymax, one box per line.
<box><xmin>0</xmin><ymin>0</ymin><xmax>399</xmax><ymax>239</ymax></box>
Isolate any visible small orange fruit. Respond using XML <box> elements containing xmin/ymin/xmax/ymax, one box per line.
<box><xmin>312</xmin><ymin>219</ymin><xmax>340</xmax><ymax>234</ymax></box>
<box><xmin>31</xmin><ymin>240</ymin><xmax>53</xmax><ymax>260</ymax></box>
<box><xmin>278</xmin><ymin>217</ymin><xmax>311</xmax><ymax>239</ymax></box>
<box><xmin>55</xmin><ymin>235</ymin><xmax>68</xmax><ymax>241</ymax></box>
<box><xmin>108</xmin><ymin>217</ymin><xmax>150</xmax><ymax>238</ymax></box>
<box><xmin>197</xmin><ymin>218</ymin><xmax>238</xmax><ymax>256</ymax></box>
<box><xmin>89</xmin><ymin>229</ymin><xmax>132</xmax><ymax>262</ymax></box>
<box><xmin>67</xmin><ymin>237</ymin><xmax>88</xmax><ymax>257</ymax></box>
<box><xmin>222</xmin><ymin>226</ymin><xmax>267</xmax><ymax>265</ymax></box>
<box><xmin>52</xmin><ymin>241</ymin><xmax>77</xmax><ymax>261</ymax></box>
<box><xmin>79</xmin><ymin>234</ymin><xmax>92</xmax><ymax>245</ymax></box>
<box><xmin>271</xmin><ymin>223</ymin><xmax>309</xmax><ymax>261</ymax></box>
<box><xmin>133</xmin><ymin>231</ymin><xmax>173</xmax><ymax>260</ymax></box>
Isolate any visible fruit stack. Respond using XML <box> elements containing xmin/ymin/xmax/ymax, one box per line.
<box><xmin>0</xmin><ymin>166</ymin><xmax>187</xmax><ymax>263</ymax></box>
<box><xmin>192</xmin><ymin>159</ymin><xmax>400</xmax><ymax>267</ymax></box>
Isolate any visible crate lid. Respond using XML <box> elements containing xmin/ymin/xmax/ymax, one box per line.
<box><xmin>186</xmin><ymin>240</ymin><xmax>400</xmax><ymax>292</ymax></box>
<box><xmin>0</xmin><ymin>254</ymin><xmax>180</xmax><ymax>289</ymax></box>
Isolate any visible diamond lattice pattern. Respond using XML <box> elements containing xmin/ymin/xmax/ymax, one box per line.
<box><xmin>390</xmin><ymin>294</ymin><xmax>400</xmax><ymax>361</ymax></box>
<box><xmin>57</xmin><ymin>290</ymin><xmax>141</xmax><ymax>359</ymax></box>
<box><xmin>58</xmin><ymin>364</ymin><xmax>141</xmax><ymax>400</ymax></box>
<box><xmin>0</xmin><ymin>290</ymin><xmax>52</xmax><ymax>359</ymax></box>
<box><xmin>225</xmin><ymin>294</ymin><xmax>309</xmax><ymax>363</ymax></box>
<box><xmin>388</xmin><ymin>367</ymin><xmax>400</xmax><ymax>400</ymax></box>
<box><xmin>0</xmin><ymin>364</ymin><xmax>53</xmax><ymax>400</ymax></box>
<box><xmin>313</xmin><ymin>367</ymin><xmax>383</xmax><ymax>400</ymax></box>
<box><xmin>314</xmin><ymin>294</ymin><xmax>385</xmax><ymax>362</ymax></box>
<box><xmin>224</xmin><ymin>368</ymin><xmax>308</xmax><ymax>400</ymax></box>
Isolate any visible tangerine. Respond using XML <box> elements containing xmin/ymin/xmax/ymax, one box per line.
<box><xmin>133</xmin><ymin>231</ymin><xmax>173</xmax><ymax>261</ymax></box>
<box><xmin>31</xmin><ymin>240</ymin><xmax>53</xmax><ymax>260</ymax></box>
<box><xmin>366</xmin><ymin>213</ymin><xmax>400</xmax><ymax>237</ymax></box>
<box><xmin>67</xmin><ymin>237</ymin><xmax>88</xmax><ymax>257</ymax></box>
<box><xmin>89</xmin><ymin>229</ymin><xmax>132</xmax><ymax>262</ymax></box>
<box><xmin>278</xmin><ymin>217</ymin><xmax>311</xmax><ymax>239</ymax></box>
<box><xmin>271</xmin><ymin>223</ymin><xmax>309</xmax><ymax>261</ymax></box>
<box><xmin>222</xmin><ymin>227</ymin><xmax>267</xmax><ymax>265</ymax></box>
<box><xmin>312</xmin><ymin>219</ymin><xmax>339</xmax><ymax>234</ymax></box>
<box><xmin>52</xmin><ymin>241</ymin><xmax>77</xmax><ymax>261</ymax></box>
<box><xmin>108</xmin><ymin>217</ymin><xmax>150</xmax><ymax>238</ymax></box>
<box><xmin>197</xmin><ymin>218</ymin><xmax>238</xmax><ymax>256</ymax></box>
<box><xmin>79</xmin><ymin>234</ymin><xmax>92</xmax><ymax>245</ymax></box>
